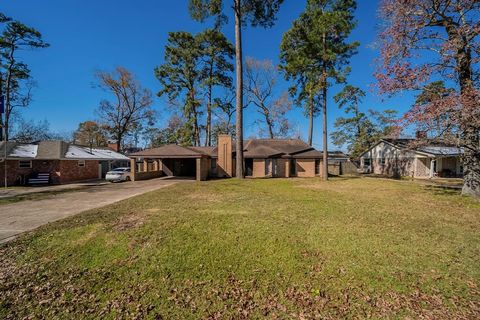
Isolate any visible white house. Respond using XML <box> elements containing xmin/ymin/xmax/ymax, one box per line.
<box><xmin>359</xmin><ymin>138</ymin><xmax>463</xmax><ymax>178</ymax></box>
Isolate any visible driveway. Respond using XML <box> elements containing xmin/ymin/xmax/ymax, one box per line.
<box><xmin>0</xmin><ymin>177</ymin><xmax>188</xmax><ymax>243</ymax></box>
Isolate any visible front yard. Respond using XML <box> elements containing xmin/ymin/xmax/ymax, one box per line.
<box><xmin>1</xmin><ymin>177</ymin><xmax>479</xmax><ymax>319</ymax></box>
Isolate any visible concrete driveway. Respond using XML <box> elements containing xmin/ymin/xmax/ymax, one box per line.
<box><xmin>0</xmin><ymin>177</ymin><xmax>187</xmax><ymax>243</ymax></box>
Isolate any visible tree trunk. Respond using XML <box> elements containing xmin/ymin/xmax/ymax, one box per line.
<box><xmin>205</xmin><ymin>85</ymin><xmax>212</xmax><ymax>146</ymax></box>
<box><xmin>308</xmin><ymin>95</ymin><xmax>314</xmax><ymax>146</ymax></box>
<box><xmin>4</xmin><ymin>46</ymin><xmax>14</xmax><ymax>142</ymax></box>
<box><xmin>448</xmin><ymin>28</ymin><xmax>480</xmax><ymax>197</ymax></box>
<box><xmin>322</xmin><ymin>32</ymin><xmax>328</xmax><ymax>181</ymax></box>
<box><xmin>322</xmin><ymin>87</ymin><xmax>328</xmax><ymax>181</ymax></box>
<box><xmin>234</xmin><ymin>0</ymin><xmax>244</xmax><ymax>178</ymax></box>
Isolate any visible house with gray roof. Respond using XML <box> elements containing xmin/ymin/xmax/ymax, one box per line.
<box><xmin>129</xmin><ymin>135</ymin><xmax>349</xmax><ymax>181</ymax></box>
<box><xmin>0</xmin><ymin>140</ymin><xmax>129</xmax><ymax>186</ymax></box>
<box><xmin>359</xmin><ymin>138</ymin><xmax>463</xmax><ymax>178</ymax></box>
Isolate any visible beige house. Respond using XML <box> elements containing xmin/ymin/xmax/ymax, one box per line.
<box><xmin>359</xmin><ymin>138</ymin><xmax>463</xmax><ymax>178</ymax></box>
<box><xmin>129</xmin><ymin>135</ymin><xmax>340</xmax><ymax>181</ymax></box>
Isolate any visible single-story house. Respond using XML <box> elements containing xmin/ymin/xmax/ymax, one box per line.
<box><xmin>0</xmin><ymin>140</ymin><xmax>130</xmax><ymax>186</ymax></box>
<box><xmin>359</xmin><ymin>138</ymin><xmax>463</xmax><ymax>178</ymax></box>
<box><xmin>129</xmin><ymin>135</ymin><xmax>349</xmax><ymax>181</ymax></box>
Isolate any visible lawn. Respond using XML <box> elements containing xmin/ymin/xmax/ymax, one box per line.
<box><xmin>1</xmin><ymin>177</ymin><xmax>479</xmax><ymax>319</ymax></box>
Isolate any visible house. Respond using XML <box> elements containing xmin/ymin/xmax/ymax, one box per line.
<box><xmin>129</xmin><ymin>135</ymin><xmax>348</xmax><ymax>181</ymax></box>
<box><xmin>359</xmin><ymin>138</ymin><xmax>463</xmax><ymax>178</ymax></box>
<box><xmin>0</xmin><ymin>140</ymin><xmax>130</xmax><ymax>187</ymax></box>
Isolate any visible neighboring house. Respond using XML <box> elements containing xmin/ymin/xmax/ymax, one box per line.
<box><xmin>359</xmin><ymin>138</ymin><xmax>463</xmax><ymax>178</ymax></box>
<box><xmin>129</xmin><ymin>135</ymin><xmax>348</xmax><ymax>181</ymax></box>
<box><xmin>0</xmin><ymin>140</ymin><xmax>130</xmax><ymax>187</ymax></box>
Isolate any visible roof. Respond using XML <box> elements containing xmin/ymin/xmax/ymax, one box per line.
<box><xmin>130</xmin><ymin>144</ymin><xmax>211</xmax><ymax>158</ymax></box>
<box><xmin>244</xmin><ymin>139</ymin><xmax>313</xmax><ymax>158</ymax></box>
<box><xmin>130</xmin><ymin>139</ymin><xmax>344</xmax><ymax>160</ymax></box>
<box><xmin>0</xmin><ymin>140</ymin><xmax>129</xmax><ymax>161</ymax></box>
<box><xmin>361</xmin><ymin>138</ymin><xmax>463</xmax><ymax>158</ymax></box>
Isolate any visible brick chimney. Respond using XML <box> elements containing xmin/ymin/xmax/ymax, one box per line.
<box><xmin>416</xmin><ymin>131</ymin><xmax>427</xmax><ymax>140</ymax></box>
<box><xmin>217</xmin><ymin>135</ymin><xmax>233</xmax><ymax>177</ymax></box>
<box><xmin>108</xmin><ymin>142</ymin><xmax>119</xmax><ymax>152</ymax></box>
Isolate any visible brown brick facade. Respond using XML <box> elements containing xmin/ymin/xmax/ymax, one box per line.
<box><xmin>296</xmin><ymin>159</ymin><xmax>316</xmax><ymax>178</ymax></box>
<box><xmin>0</xmin><ymin>159</ymin><xmax>100</xmax><ymax>187</ymax></box>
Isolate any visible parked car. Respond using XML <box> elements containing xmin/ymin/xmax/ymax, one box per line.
<box><xmin>105</xmin><ymin>167</ymin><xmax>132</xmax><ymax>182</ymax></box>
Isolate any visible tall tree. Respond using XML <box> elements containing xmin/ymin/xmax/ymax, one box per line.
<box><xmin>0</xmin><ymin>12</ymin><xmax>11</xmax><ymax>141</ymax></box>
<box><xmin>376</xmin><ymin>0</ymin><xmax>480</xmax><ymax>196</ymax></box>
<box><xmin>0</xmin><ymin>20</ymin><xmax>49</xmax><ymax>141</ymax></box>
<box><xmin>197</xmin><ymin>29</ymin><xmax>235</xmax><ymax>146</ymax></box>
<box><xmin>96</xmin><ymin>67</ymin><xmax>155</xmax><ymax>152</ymax></box>
<box><xmin>73</xmin><ymin>121</ymin><xmax>108</xmax><ymax>149</ymax></box>
<box><xmin>245</xmin><ymin>57</ymin><xmax>292</xmax><ymax>138</ymax></box>
<box><xmin>156</xmin><ymin>32</ymin><xmax>202</xmax><ymax>146</ymax></box>
<box><xmin>189</xmin><ymin>0</ymin><xmax>285</xmax><ymax>178</ymax></box>
<box><xmin>280</xmin><ymin>0</ymin><xmax>359</xmax><ymax>180</ymax></box>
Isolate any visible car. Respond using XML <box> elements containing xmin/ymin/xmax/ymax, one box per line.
<box><xmin>105</xmin><ymin>167</ymin><xmax>132</xmax><ymax>182</ymax></box>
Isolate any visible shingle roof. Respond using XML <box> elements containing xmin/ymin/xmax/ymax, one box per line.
<box><xmin>130</xmin><ymin>144</ymin><xmax>208</xmax><ymax>158</ymax></box>
<box><xmin>1</xmin><ymin>140</ymin><xmax>129</xmax><ymax>160</ymax></box>
<box><xmin>129</xmin><ymin>139</ymin><xmax>341</xmax><ymax>160</ymax></box>
<box><xmin>243</xmin><ymin>139</ymin><xmax>313</xmax><ymax>158</ymax></box>
<box><xmin>363</xmin><ymin>138</ymin><xmax>464</xmax><ymax>157</ymax></box>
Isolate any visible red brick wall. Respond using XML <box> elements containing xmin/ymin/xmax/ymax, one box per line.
<box><xmin>58</xmin><ymin>160</ymin><xmax>98</xmax><ymax>183</ymax></box>
<box><xmin>0</xmin><ymin>160</ymin><xmax>62</xmax><ymax>186</ymax></box>
<box><xmin>0</xmin><ymin>159</ymin><xmax>99</xmax><ymax>187</ymax></box>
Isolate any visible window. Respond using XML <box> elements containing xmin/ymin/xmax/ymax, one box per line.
<box><xmin>363</xmin><ymin>158</ymin><xmax>371</xmax><ymax>167</ymax></box>
<box><xmin>380</xmin><ymin>158</ymin><xmax>386</xmax><ymax>166</ymax></box>
<box><xmin>19</xmin><ymin>160</ymin><xmax>32</xmax><ymax>168</ymax></box>
<box><xmin>78</xmin><ymin>160</ymin><xmax>86</xmax><ymax>167</ymax></box>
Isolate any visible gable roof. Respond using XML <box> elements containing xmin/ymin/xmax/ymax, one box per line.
<box><xmin>243</xmin><ymin>139</ymin><xmax>313</xmax><ymax>158</ymax></box>
<box><xmin>0</xmin><ymin>141</ymin><xmax>129</xmax><ymax>161</ymax></box>
<box><xmin>360</xmin><ymin>138</ymin><xmax>463</xmax><ymax>158</ymax></box>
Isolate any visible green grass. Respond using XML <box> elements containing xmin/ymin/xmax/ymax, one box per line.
<box><xmin>1</xmin><ymin>177</ymin><xmax>479</xmax><ymax>319</ymax></box>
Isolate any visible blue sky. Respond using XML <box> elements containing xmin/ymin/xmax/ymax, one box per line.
<box><xmin>2</xmin><ymin>0</ymin><xmax>415</xmax><ymax>149</ymax></box>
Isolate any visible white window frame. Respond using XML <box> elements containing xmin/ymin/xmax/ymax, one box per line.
<box><xmin>78</xmin><ymin>160</ymin><xmax>86</xmax><ymax>167</ymax></box>
<box><xmin>19</xmin><ymin>160</ymin><xmax>32</xmax><ymax>168</ymax></box>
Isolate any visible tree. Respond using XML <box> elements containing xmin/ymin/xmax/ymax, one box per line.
<box><xmin>73</xmin><ymin>121</ymin><xmax>107</xmax><ymax>149</ymax></box>
<box><xmin>156</xmin><ymin>32</ymin><xmax>203</xmax><ymax>146</ymax></box>
<box><xmin>95</xmin><ymin>67</ymin><xmax>155</xmax><ymax>152</ymax></box>
<box><xmin>245</xmin><ymin>57</ymin><xmax>292</xmax><ymax>138</ymax></box>
<box><xmin>189</xmin><ymin>0</ymin><xmax>285</xmax><ymax>178</ymax></box>
<box><xmin>376</xmin><ymin>0</ymin><xmax>480</xmax><ymax>196</ymax></box>
<box><xmin>197</xmin><ymin>29</ymin><xmax>235</xmax><ymax>146</ymax></box>
<box><xmin>145</xmin><ymin>115</ymin><xmax>188</xmax><ymax>147</ymax></box>
<box><xmin>280</xmin><ymin>0</ymin><xmax>359</xmax><ymax>180</ymax></box>
<box><xmin>413</xmin><ymin>81</ymin><xmax>456</xmax><ymax>139</ymax></box>
<box><xmin>0</xmin><ymin>20</ymin><xmax>49</xmax><ymax>141</ymax></box>
<box><xmin>331</xmin><ymin>108</ymin><xmax>397</xmax><ymax>159</ymax></box>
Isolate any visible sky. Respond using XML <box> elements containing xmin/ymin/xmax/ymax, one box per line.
<box><xmin>1</xmin><ymin>0</ymin><xmax>416</xmax><ymax>150</ymax></box>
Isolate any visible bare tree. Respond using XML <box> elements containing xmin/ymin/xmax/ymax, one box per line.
<box><xmin>95</xmin><ymin>67</ymin><xmax>156</xmax><ymax>152</ymax></box>
<box><xmin>245</xmin><ymin>57</ymin><xmax>292</xmax><ymax>138</ymax></box>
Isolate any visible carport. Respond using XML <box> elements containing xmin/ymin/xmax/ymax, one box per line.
<box><xmin>129</xmin><ymin>145</ymin><xmax>213</xmax><ymax>181</ymax></box>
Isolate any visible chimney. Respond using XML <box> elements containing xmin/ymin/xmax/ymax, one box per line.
<box><xmin>217</xmin><ymin>135</ymin><xmax>233</xmax><ymax>178</ymax></box>
<box><xmin>416</xmin><ymin>131</ymin><xmax>427</xmax><ymax>140</ymax></box>
<box><xmin>108</xmin><ymin>142</ymin><xmax>119</xmax><ymax>152</ymax></box>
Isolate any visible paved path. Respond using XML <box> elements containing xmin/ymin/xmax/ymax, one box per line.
<box><xmin>0</xmin><ymin>177</ymin><xmax>187</xmax><ymax>243</ymax></box>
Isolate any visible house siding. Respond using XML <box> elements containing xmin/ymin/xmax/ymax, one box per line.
<box><xmin>252</xmin><ymin>159</ymin><xmax>266</xmax><ymax>178</ymax></box>
<box><xmin>0</xmin><ymin>159</ymin><xmax>99</xmax><ymax>187</ymax></box>
<box><xmin>296</xmin><ymin>159</ymin><xmax>316</xmax><ymax>178</ymax></box>
<box><xmin>58</xmin><ymin>160</ymin><xmax>99</xmax><ymax>183</ymax></box>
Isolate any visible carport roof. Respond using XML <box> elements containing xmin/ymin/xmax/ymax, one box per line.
<box><xmin>130</xmin><ymin>144</ymin><xmax>212</xmax><ymax>158</ymax></box>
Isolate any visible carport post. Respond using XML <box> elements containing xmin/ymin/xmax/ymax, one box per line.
<box><xmin>130</xmin><ymin>158</ymin><xmax>136</xmax><ymax>181</ymax></box>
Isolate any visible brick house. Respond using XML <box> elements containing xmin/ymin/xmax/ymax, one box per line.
<box><xmin>0</xmin><ymin>140</ymin><xmax>130</xmax><ymax>187</ymax></box>
<box><xmin>359</xmin><ymin>138</ymin><xmax>463</xmax><ymax>178</ymax></box>
<box><xmin>129</xmin><ymin>135</ymin><xmax>348</xmax><ymax>181</ymax></box>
